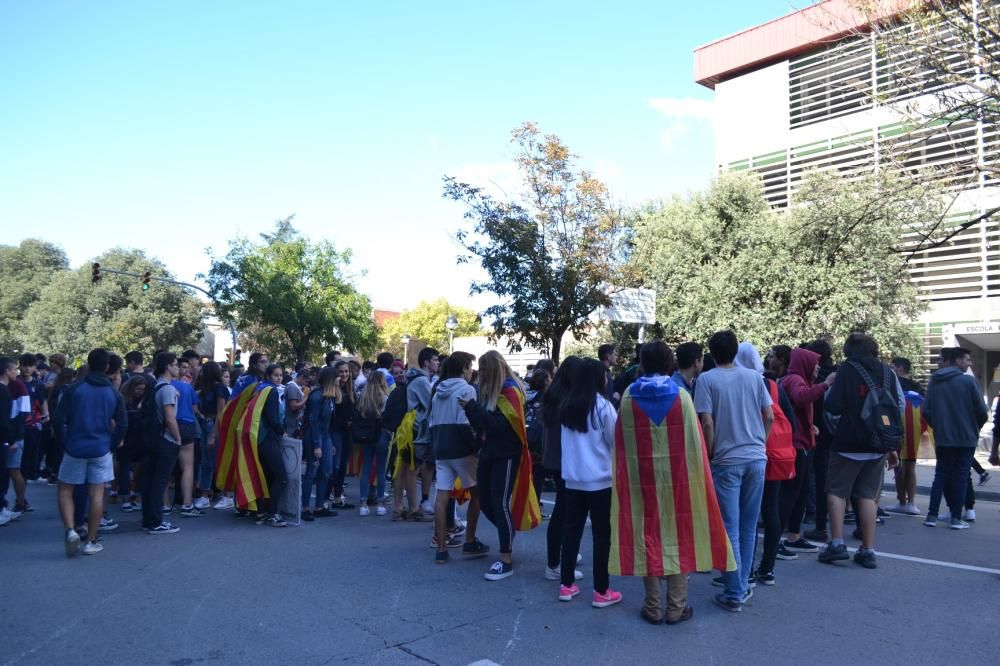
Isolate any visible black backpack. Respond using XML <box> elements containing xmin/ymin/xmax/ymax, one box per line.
<box><xmin>382</xmin><ymin>385</ymin><xmax>410</xmax><ymax>435</ymax></box>
<box><xmin>847</xmin><ymin>361</ymin><xmax>903</xmax><ymax>453</ymax></box>
<box><xmin>139</xmin><ymin>383</ymin><xmax>169</xmax><ymax>453</ymax></box>
<box><xmin>525</xmin><ymin>394</ymin><xmax>544</xmax><ymax>455</ymax></box>
<box><xmin>351</xmin><ymin>405</ymin><xmax>383</xmax><ymax>444</ymax></box>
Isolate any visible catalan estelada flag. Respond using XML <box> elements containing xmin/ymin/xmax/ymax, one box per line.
<box><xmin>215</xmin><ymin>382</ymin><xmax>271</xmax><ymax>510</ymax></box>
<box><xmin>497</xmin><ymin>380</ymin><xmax>541</xmax><ymax>531</ymax></box>
<box><xmin>901</xmin><ymin>390</ymin><xmax>927</xmax><ymax>461</ymax></box>
<box><xmin>610</xmin><ymin>374</ymin><xmax>735</xmax><ymax>577</ymax></box>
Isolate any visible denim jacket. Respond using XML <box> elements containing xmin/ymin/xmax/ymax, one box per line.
<box><xmin>304</xmin><ymin>390</ymin><xmax>335</xmax><ymax>448</ymax></box>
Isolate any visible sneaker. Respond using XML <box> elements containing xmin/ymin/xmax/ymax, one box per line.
<box><xmin>254</xmin><ymin>512</ymin><xmax>271</xmax><ymax>525</ymax></box>
<box><xmin>853</xmin><ymin>549</ymin><xmax>877</xmax><ymax>569</ymax></box>
<box><xmin>923</xmin><ymin>515</ymin><xmax>937</xmax><ymax>527</ymax></box>
<box><xmin>712</xmin><ymin>594</ymin><xmax>742</xmax><ymax>613</ymax></box>
<box><xmin>462</xmin><ymin>538</ymin><xmax>491</xmax><ymax>559</ymax></box>
<box><xmin>314</xmin><ymin>507</ymin><xmax>338</xmax><ymax>518</ymax></box>
<box><xmin>885</xmin><ymin>503</ymin><xmax>910</xmax><ymax>514</ymax></box>
<box><xmin>577</xmin><ymin>553</ymin><xmax>583</xmax><ymax>564</ymax></box>
<box><xmin>559</xmin><ymin>584</ymin><xmax>580</xmax><ymax>601</ymax></box>
<box><xmin>875</xmin><ymin>515</ymin><xmax>885</xmax><ymax>525</ymax></box>
<box><xmin>783</xmin><ymin>538</ymin><xmax>819</xmax><ymax>553</ymax></box>
<box><xmin>753</xmin><ymin>570</ymin><xmax>775</xmax><ymax>586</ymax></box>
<box><xmin>484</xmin><ymin>560</ymin><xmax>513</xmax><ymax>581</ymax></box>
<box><xmin>711</xmin><ymin>576</ymin><xmax>725</xmax><ymax>587</ymax></box>
<box><xmin>979</xmin><ymin>471</ymin><xmax>991</xmax><ymax>486</ymax></box>
<box><xmin>448</xmin><ymin>523</ymin><xmax>466</xmax><ymax>537</ymax></box>
<box><xmin>592</xmin><ymin>589</ymin><xmax>623</xmax><ymax>608</ymax></box>
<box><xmin>147</xmin><ymin>522</ymin><xmax>180</xmax><ymax>534</ymax></box>
<box><xmin>180</xmin><ymin>506</ymin><xmax>205</xmax><ymax>518</ymax></box>
<box><xmin>962</xmin><ymin>509</ymin><xmax>976</xmax><ymax>522</ymax></box>
<box><xmin>375</xmin><ymin>505</ymin><xmax>387</xmax><ymax>517</ymax></box>
<box><xmin>420</xmin><ymin>500</ymin><xmax>435</xmax><ymax>515</ymax></box>
<box><xmin>82</xmin><ymin>540</ymin><xmax>104</xmax><ymax>555</ymax></box>
<box><xmin>359</xmin><ymin>505</ymin><xmax>370</xmax><ymax>517</ymax></box>
<box><xmin>161</xmin><ymin>504</ymin><xmax>173</xmax><ymax>515</ymax></box>
<box><xmin>904</xmin><ymin>503</ymin><xmax>921</xmax><ymax>515</ymax></box>
<box><xmin>950</xmin><ymin>519</ymin><xmax>970</xmax><ymax>530</ymax></box>
<box><xmin>193</xmin><ymin>497</ymin><xmax>211</xmax><ymax>509</ymax></box>
<box><xmin>302</xmin><ymin>510</ymin><xmax>315</xmax><ymax>522</ymax></box>
<box><xmin>332</xmin><ymin>497</ymin><xmax>355</xmax><ymax>510</ymax></box>
<box><xmin>14</xmin><ymin>501</ymin><xmax>33</xmax><ymax>513</ymax></box>
<box><xmin>545</xmin><ymin>565</ymin><xmax>584</xmax><ymax>581</ymax></box>
<box><xmin>120</xmin><ymin>502</ymin><xmax>139</xmax><ymax>513</ymax></box>
<box><xmin>775</xmin><ymin>544</ymin><xmax>798</xmax><ymax>560</ymax></box>
<box><xmin>876</xmin><ymin>506</ymin><xmax>890</xmax><ymax>519</ymax></box>
<box><xmin>430</xmin><ymin>534</ymin><xmax>463</xmax><ymax>549</ymax></box>
<box><xmin>65</xmin><ymin>528</ymin><xmax>81</xmax><ymax>557</ymax></box>
<box><xmin>742</xmin><ymin>587</ymin><xmax>754</xmax><ymax>605</ymax></box>
<box><xmin>0</xmin><ymin>507</ymin><xmax>22</xmax><ymax>522</ymax></box>
<box><xmin>0</xmin><ymin>512</ymin><xmax>10</xmax><ymax>527</ymax></box>
<box><xmin>803</xmin><ymin>528</ymin><xmax>828</xmax><ymax>542</ymax></box>
<box><xmin>435</xmin><ymin>550</ymin><xmax>449</xmax><ymax>564</ymax></box>
<box><xmin>267</xmin><ymin>514</ymin><xmax>287</xmax><ymax>528</ymax></box>
<box><xmin>818</xmin><ymin>542</ymin><xmax>850</xmax><ymax>564</ymax></box>
<box><xmin>213</xmin><ymin>496</ymin><xmax>235</xmax><ymax>510</ymax></box>
<box><xmin>99</xmin><ymin>516</ymin><xmax>119</xmax><ymax>532</ymax></box>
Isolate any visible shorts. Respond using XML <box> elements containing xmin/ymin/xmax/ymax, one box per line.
<box><xmin>178</xmin><ymin>421</ymin><xmax>198</xmax><ymax>445</ymax></box>
<box><xmin>827</xmin><ymin>453</ymin><xmax>886</xmax><ymax>501</ymax></box>
<box><xmin>436</xmin><ymin>456</ymin><xmax>478</xmax><ymax>492</ymax></box>
<box><xmin>414</xmin><ymin>444</ymin><xmax>435</xmax><ymax>466</ymax></box>
<box><xmin>58</xmin><ymin>452</ymin><xmax>115</xmax><ymax>485</ymax></box>
<box><xmin>6</xmin><ymin>442</ymin><xmax>24</xmax><ymax>469</ymax></box>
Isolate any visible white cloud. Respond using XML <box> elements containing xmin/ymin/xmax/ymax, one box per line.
<box><xmin>647</xmin><ymin>97</ymin><xmax>715</xmax><ymax>121</ymax></box>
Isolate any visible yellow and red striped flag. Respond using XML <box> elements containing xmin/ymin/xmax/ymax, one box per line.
<box><xmin>497</xmin><ymin>381</ymin><xmax>541</xmax><ymax>531</ymax></box>
<box><xmin>610</xmin><ymin>377</ymin><xmax>735</xmax><ymax>577</ymax></box>
<box><xmin>901</xmin><ymin>391</ymin><xmax>927</xmax><ymax>461</ymax></box>
<box><xmin>215</xmin><ymin>382</ymin><xmax>271</xmax><ymax>510</ymax></box>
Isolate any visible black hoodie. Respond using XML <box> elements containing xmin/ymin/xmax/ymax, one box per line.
<box><xmin>825</xmin><ymin>356</ymin><xmax>904</xmax><ymax>454</ymax></box>
<box><xmin>924</xmin><ymin>367</ymin><xmax>988</xmax><ymax>448</ymax></box>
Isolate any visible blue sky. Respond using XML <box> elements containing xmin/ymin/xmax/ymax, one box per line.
<box><xmin>1</xmin><ymin>0</ymin><xmax>797</xmax><ymax>311</ymax></box>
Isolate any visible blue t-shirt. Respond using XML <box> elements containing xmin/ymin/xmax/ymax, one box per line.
<box><xmin>171</xmin><ymin>380</ymin><xmax>199</xmax><ymax>424</ymax></box>
<box><xmin>199</xmin><ymin>382</ymin><xmax>229</xmax><ymax>418</ymax></box>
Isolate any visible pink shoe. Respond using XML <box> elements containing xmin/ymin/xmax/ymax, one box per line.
<box><xmin>558</xmin><ymin>584</ymin><xmax>580</xmax><ymax>601</ymax></box>
<box><xmin>592</xmin><ymin>589</ymin><xmax>623</xmax><ymax>608</ymax></box>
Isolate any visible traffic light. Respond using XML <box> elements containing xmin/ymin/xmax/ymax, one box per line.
<box><xmin>142</xmin><ymin>271</ymin><xmax>151</xmax><ymax>291</ymax></box>
<box><xmin>91</xmin><ymin>262</ymin><xmax>101</xmax><ymax>283</ymax></box>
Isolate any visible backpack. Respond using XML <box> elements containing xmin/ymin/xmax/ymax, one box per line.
<box><xmin>382</xmin><ymin>384</ymin><xmax>410</xmax><ymax>435</ymax></box>
<box><xmin>525</xmin><ymin>394</ymin><xmax>544</xmax><ymax>456</ymax></box>
<box><xmin>847</xmin><ymin>360</ymin><xmax>903</xmax><ymax>453</ymax></box>
<box><xmin>351</xmin><ymin>406</ymin><xmax>383</xmax><ymax>444</ymax></box>
<box><xmin>764</xmin><ymin>379</ymin><xmax>796</xmax><ymax>481</ymax></box>
<box><xmin>139</xmin><ymin>383</ymin><xmax>169</xmax><ymax>453</ymax></box>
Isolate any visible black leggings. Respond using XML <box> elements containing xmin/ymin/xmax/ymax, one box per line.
<box><xmin>546</xmin><ymin>472</ymin><xmax>566</xmax><ymax>568</ymax></box>
<box><xmin>755</xmin><ymin>480</ymin><xmax>781</xmax><ymax>575</ymax></box>
<box><xmin>779</xmin><ymin>449</ymin><xmax>811</xmax><ymax>535</ymax></box>
<box><xmin>257</xmin><ymin>436</ymin><xmax>286</xmax><ymax>516</ymax></box>
<box><xmin>561</xmin><ymin>487</ymin><xmax>611</xmax><ymax>592</ymax></box>
<box><xmin>478</xmin><ymin>453</ymin><xmax>519</xmax><ymax>554</ymax></box>
<box><xmin>812</xmin><ymin>441</ymin><xmax>830</xmax><ymax>530</ymax></box>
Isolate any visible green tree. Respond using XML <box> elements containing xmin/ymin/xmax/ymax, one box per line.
<box><xmin>204</xmin><ymin>218</ymin><xmax>378</xmax><ymax>363</ymax></box>
<box><xmin>0</xmin><ymin>239</ymin><xmax>69</xmax><ymax>355</ymax></box>
<box><xmin>631</xmin><ymin>169</ymin><xmax>938</xmax><ymax>362</ymax></box>
<box><xmin>444</xmin><ymin>122</ymin><xmax>630</xmax><ymax>363</ymax></box>
<box><xmin>378</xmin><ymin>299</ymin><xmax>483</xmax><ymax>356</ymax></box>
<box><xmin>16</xmin><ymin>248</ymin><xmax>204</xmax><ymax>361</ymax></box>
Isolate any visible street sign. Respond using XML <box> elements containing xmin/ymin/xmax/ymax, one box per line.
<box><xmin>594</xmin><ymin>287</ymin><xmax>656</xmax><ymax>324</ymax></box>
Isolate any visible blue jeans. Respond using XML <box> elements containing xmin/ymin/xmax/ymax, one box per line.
<box><xmin>928</xmin><ymin>447</ymin><xmax>975</xmax><ymax>518</ymax></box>
<box><xmin>359</xmin><ymin>430</ymin><xmax>390</xmax><ymax>503</ymax></box>
<box><xmin>198</xmin><ymin>419</ymin><xmax>216</xmax><ymax>492</ymax></box>
<box><xmin>712</xmin><ymin>459</ymin><xmax>766</xmax><ymax>602</ymax></box>
<box><xmin>302</xmin><ymin>431</ymin><xmax>339</xmax><ymax>509</ymax></box>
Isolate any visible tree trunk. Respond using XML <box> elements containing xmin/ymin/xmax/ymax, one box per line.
<box><xmin>550</xmin><ymin>331</ymin><xmax>564</xmax><ymax>365</ymax></box>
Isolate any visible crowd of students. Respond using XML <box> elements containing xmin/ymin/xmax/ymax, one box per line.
<box><xmin>1</xmin><ymin>329</ymin><xmax>997</xmax><ymax>622</ymax></box>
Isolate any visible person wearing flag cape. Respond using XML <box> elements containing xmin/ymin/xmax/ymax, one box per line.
<box><xmin>611</xmin><ymin>341</ymin><xmax>736</xmax><ymax>624</ymax></box>
<box><xmin>461</xmin><ymin>351</ymin><xmax>541</xmax><ymax>582</ymax></box>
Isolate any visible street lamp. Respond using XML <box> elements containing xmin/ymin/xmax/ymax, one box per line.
<box><xmin>445</xmin><ymin>314</ymin><xmax>458</xmax><ymax>354</ymax></box>
<box><xmin>401</xmin><ymin>334</ymin><xmax>411</xmax><ymax>366</ymax></box>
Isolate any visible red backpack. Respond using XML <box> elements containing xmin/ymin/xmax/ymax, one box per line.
<box><xmin>765</xmin><ymin>378</ymin><xmax>796</xmax><ymax>481</ymax></box>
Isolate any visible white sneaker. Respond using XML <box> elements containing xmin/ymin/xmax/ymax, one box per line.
<box><xmin>193</xmin><ymin>497</ymin><xmax>211</xmax><ymax>510</ymax></box>
<box><xmin>213</xmin><ymin>496</ymin><xmax>235</xmax><ymax>510</ymax></box>
<box><xmin>963</xmin><ymin>509</ymin><xmax>976</xmax><ymax>522</ymax></box>
<box><xmin>577</xmin><ymin>553</ymin><xmax>583</xmax><ymax>564</ymax></box>
<box><xmin>0</xmin><ymin>512</ymin><xmax>10</xmax><ymax>527</ymax></box>
<box><xmin>420</xmin><ymin>500</ymin><xmax>435</xmax><ymax>515</ymax></box>
<box><xmin>65</xmin><ymin>529</ymin><xmax>81</xmax><ymax>557</ymax></box>
<box><xmin>359</xmin><ymin>505</ymin><xmax>370</xmax><ymax>517</ymax></box>
<box><xmin>1</xmin><ymin>507</ymin><xmax>22</xmax><ymax>521</ymax></box>
<box><xmin>885</xmin><ymin>503</ymin><xmax>909</xmax><ymax>514</ymax></box>
<box><xmin>376</xmin><ymin>505</ymin><xmax>387</xmax><ymax>516</ymax></box>
<box><xmin>82</xmin><ymin>541</ymin><xmax>104</xmax><ymax>555</ymax></box>
<box><xmin>545</xmin><ymin>565</ymin><xmax>584</xmax><ymax>581</ymax></box>
<box><xmin>904</xmin><ymin>503</ymin><xmax>921</xmax><ymax>515</ymax></box>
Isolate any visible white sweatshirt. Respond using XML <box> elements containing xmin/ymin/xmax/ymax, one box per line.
<box><xmin>560</xmin><ymin>394</ymin><xmax>617</xmax><ymax>492</ymax></box>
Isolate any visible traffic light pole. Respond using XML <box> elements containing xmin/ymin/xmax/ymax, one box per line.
<box><xmin>93</xmin><ymin>266</ymin><xmax>239</xmax><ymax>362</ymax></box>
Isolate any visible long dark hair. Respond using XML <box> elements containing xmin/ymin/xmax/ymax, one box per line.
<box><xmin>197</xmin><ymin>361</ymin><xmax>223</xmax><ymax>399</ymax></box>
<box><xmin>559</xmin><ymin>359</ymin><xmax>607</xmax><ymax>433</ymax></box>
<box><xmin>542</xmin><ymin>356</ymin><xmax>583</xmax><ymax>427</ymax></box>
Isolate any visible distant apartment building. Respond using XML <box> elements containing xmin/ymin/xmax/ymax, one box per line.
<box><xmin>694</xmin><ymin>0</ymin><xmax>999</xmax><ymax>396</ymax></box>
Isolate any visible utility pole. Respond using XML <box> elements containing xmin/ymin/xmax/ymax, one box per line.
<box><xmin>91</xmin><ymin>265</ymin><xmax>238</xmax><ymax>360</ymax></box>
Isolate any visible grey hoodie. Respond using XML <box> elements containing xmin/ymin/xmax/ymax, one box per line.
<box><xmin>924</xmin><ymin>366</ymin><xmax>988</xmax><ymax>448</ymax></box>
<box><xmin>429</xmin><ymin>378</ymin><xmax>477</xmax><ymax>460</ymax></box>
<box><xmin>406</xmin><ymin>367</ymin><xmax>434</xmax><ymax>444</ymax></box>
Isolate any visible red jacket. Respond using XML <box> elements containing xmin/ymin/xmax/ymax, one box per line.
<box><xmin>780</xmin><ymin>348</ymin><xmax>827</xmax><ymax>451</ymax></box>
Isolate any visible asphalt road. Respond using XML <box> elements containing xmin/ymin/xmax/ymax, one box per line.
<box><xmin>2</xmin><ymin>479</ymin><xmax>998</xmax><ymax>666</ymax></box>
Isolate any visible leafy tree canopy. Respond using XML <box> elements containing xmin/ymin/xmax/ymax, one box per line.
<box><xmin>378</xmin><ymin>298</ymin><xmax>483</xmax><ymax>357</ymax></box>
<box><xmin>444</xmin><ymin>122</ymin><xmax>631</xmax><ymax>363</ymax></box>
<box><xmin>15</xmin><ymin>247</ymin><xmax>204</xmax><ymax>362</ymax></box>
<box><xmin>204</xmin><ymin>217</ymin><xmax>378</xmax><ymax>363</ymax></box>
<box><xmin>0</xmin><ymin>239</ymin><xmax>69</xmax><ymax>355</ymax></box>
